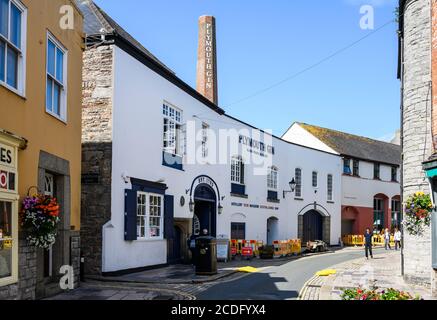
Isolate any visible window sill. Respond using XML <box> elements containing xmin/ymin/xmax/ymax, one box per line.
<box><xmin>0</xmin><ymin>276</ymin><xmax>18</xmax><ymax>288</ymax></box>
<box><xmin>294</xmin><ymin>197</ymin><xmax>304</xmax><ymax>201</ymax></box>
<box><xmin>230</xmin><ymin>193</ymin><xmax>248</xmax><ymax>199</ymax></box>
<box><xmin>134</xmin><ymin>238</ymin><xmax>165</xmax><ymax>242</ymax></box>
<box><xmin>327</xmin><ymin>201</ymin><xmax>335</xmax><ymax>204</ymax></box>
<box><xmin>46</xmin><ymin>110</ymin><xmax>67</xmax><ymax>124</ymax></box>
<box><xmin>267</xmin><ymin>198</ymin><xmax>280</xmax><ymax>204</ymax></box>
<box><xmin>0</xmin><ymin>81</ymin><xmax>26</xmax><ymax>100</ymax></box>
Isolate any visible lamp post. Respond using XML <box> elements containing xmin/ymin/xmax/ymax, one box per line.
<box><xmin>283</xmin><ymin>178</ymin><xmax>296</xmax><ymax>199</ymax></box>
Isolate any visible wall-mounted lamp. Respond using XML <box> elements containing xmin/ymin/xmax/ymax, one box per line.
<box><xmin>121</xmin><ymin>172</ymin><xmax>130</xmax><ymax>184</ymax></box>
<box><xmin>218</xmin><ymin>203</ymin><xmax>223</xmax><ymax>215</ymax></box>
<box><xmin>283</xmin><ymin>178</ymin><xmax>296</xmax><ymax>199</ymax></box>
<box><xmin>189</xmin><ymin>198</ymin><xmax>195</xmax><ymax>212</ymax></box>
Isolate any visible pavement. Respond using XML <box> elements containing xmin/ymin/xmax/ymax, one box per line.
<box><xmin>196</xmin><ymin>247</ymin><xmax>383</xmax><ymax>300</ymax></box>
<box><xmin>299</xmin><ymin>249</ymin><xmax>436</xmax><ymax>300</ymax></box>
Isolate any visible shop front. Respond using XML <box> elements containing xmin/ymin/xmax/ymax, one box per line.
<box><xmin>0</xmin><ymin>130</ymin><xmax>26</xmax><ymax>290</ymax></box>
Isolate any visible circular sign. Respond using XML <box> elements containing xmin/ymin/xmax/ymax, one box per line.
<box><xmin>0</xmin><ymin>172</ymin><xmax>7</xmax><ymax>188</ymax></box>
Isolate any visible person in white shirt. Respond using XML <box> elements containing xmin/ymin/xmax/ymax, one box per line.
<box><xmin>394</xmin><ymin>228</ymin><xmax>402</xmax><ymax>251</ymax></box>
<box><xmin>384</xmin><ymin>228</ymin><xmax>392</xmax><ymax>250</ymax></box>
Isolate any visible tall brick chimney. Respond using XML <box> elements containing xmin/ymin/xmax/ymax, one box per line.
<box><xmin>196</xmin><ymin>16</ymin><xmax>218</xmax><ymax>105</ymax></box>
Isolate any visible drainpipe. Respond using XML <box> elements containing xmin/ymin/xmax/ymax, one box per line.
<box><xmin>399</xmin><ymin>32</ymin><xmax>405</xmax><ymax>276</ymax></box>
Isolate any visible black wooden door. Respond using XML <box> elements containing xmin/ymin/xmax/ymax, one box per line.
<box><xmin>303</xmin><ymin>210</ymin><xmax>323</xmax><ymax>243</ymax></box>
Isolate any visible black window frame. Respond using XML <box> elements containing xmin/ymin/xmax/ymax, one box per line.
<box><xmin>374</xmin><ymin>163</ymin><xmax>381</xmax><ymax>180</ymax></box>
<box><xmin>391</xmin><ymin>166</ymin><xmax>398</xmax><ymax>182</ymax></box>
<box><xmin>352</xmin><ymin>159</ymin><xmax>360</xmax><ymax>177</ymax></box>
<box><xmin>343</xmin><ymin>158</ymin><xmax>352</xmax><ymax>175</ymax></box>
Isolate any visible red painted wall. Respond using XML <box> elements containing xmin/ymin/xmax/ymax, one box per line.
<box><xmin>342</xmin><ymin>204</ymin><xmax>393</xmax><ymax>235</ymax></box>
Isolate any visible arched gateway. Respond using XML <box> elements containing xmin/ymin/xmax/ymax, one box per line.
<box><xmin>298</xmin><ymin>203</ymin><xmax>331</xmax><ymax>244</ymax></box>
<box><xmin>189</xmin><ymin>175</ymin><xmax>221</xmax><ymax>238</ymax></box>
<box><xmin>193</xmin><ymin>184</ymin><xmax>217</xmax><ymax>237</ymax></box>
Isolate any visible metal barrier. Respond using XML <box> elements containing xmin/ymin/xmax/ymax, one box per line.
<box><xmin>230</xmin><ymin>239</ymin><xmax>301</xmax><ymax>258</ymax></box>
<box><xmin>342</xmin><ymin>234</ymin><xmax>397</xmax><ymax>247</ymax></box>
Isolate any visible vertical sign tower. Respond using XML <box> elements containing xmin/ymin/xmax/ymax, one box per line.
<box><xmin>197</xmin><ymin>15</ymin><xmax>218</xmax><ymax>105</ymax></box>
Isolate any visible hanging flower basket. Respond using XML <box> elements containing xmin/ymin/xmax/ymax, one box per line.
<box><xmin>20</xmin><ymin>191</ymin><xmax>60</xmax><ymax>249</ymax></box>
<box><xmin>403</xmin><ymin>192</ymin><xmax>432</xmax><ymax>236</ymax></box>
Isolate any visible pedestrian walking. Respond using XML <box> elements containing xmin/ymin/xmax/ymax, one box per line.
<box><xmin>364</xmin><ymin>228</ymin><xmax>373</xmax><ymax>260</ymax></box>
<box><xmin>394</xmin><ymin>228</ymin><xmax>402</xmax><ymax>251</ymax></box>
<box><xmin>384</xmin><ymin>228</ymin><xmax>391</xmax><ymax>250</ymax></box>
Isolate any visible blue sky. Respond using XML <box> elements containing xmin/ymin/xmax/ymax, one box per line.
<box><xmin>94</xmin><ymin>0</ymin><xmax>400</xmax><ymax>140</ymax></box>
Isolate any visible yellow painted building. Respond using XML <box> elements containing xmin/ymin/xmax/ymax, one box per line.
<box><xmin>0</xmin><ymin>0</ymin><xmax>83</xmax><ymax>299</ymax></box>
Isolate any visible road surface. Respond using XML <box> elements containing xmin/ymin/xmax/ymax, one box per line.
<box><xmin>197</xmin><ymin>247</ymin><xmax>385</xmax><ymax>300</ymax></box>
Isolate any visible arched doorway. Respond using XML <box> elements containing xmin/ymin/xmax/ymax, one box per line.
<box><xmin>193</xmin><ymin>184</ymin><xmax>217</xmax><ymax>237</ymax></box>
<box><xmin>267</xmin><ymin>217</ymin><xmax>279</xmax><ymax>245</ymax></box>
<box><xmin>373</xmin><ymin>193</ymin><xmax>389</xmax><ymax>232</ymax></box>
<box><xmin>302</xmin><ymin>210</ymin><xmax>323</xmax><ymax>243</ymax></box>
<box><xmin>341</xmin><ymin>206</ymin><xmax>359</xmax><ymax>235</ymax></box>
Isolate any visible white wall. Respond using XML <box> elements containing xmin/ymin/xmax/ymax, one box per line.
<box><xmin>283</xmin><ymin>124</ymin><xmax>401</xmax><ymax>211</ymax></box>
<box><xmin>103</xmin><ymin>47</ymin><xmax>342</xmax><ymax>272</ymax></box>
<box><xmin>282</xmin><ymin>123</ymin><xmax>339</xmax><ymax>154</ymax></box>
<box><xmin>342</xmin><ymin>161</ymin><xmax>400</xmax><ymax>208</ymax></box>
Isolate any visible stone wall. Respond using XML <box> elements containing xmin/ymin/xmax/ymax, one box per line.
<box><xmin>402</xmin><ymin>0</ymin><xmax>434</xmax><ymax>288</ymax></box>
<box><xmin>0</xmin><ymin>239</ymin><xmax>36</xmax><ymax>300</ymax></box>
<box><xmin>70</xmin><ymin>233</ymin><xmax>81</xmax><ymax>289</ymax></box>
<box><xmin>82</xmin><ymin>45</ymin><xmax>114</xmax><ymax>144</ymax></box>
<box><xmin>80</xmin><ymin>44</ymin><xmax>114</xmax><ymax>275</ymax></box>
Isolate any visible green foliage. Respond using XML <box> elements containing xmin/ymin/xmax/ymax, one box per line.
<box><xmin>404</xmin><ymin>192</ymin><xmax>432</xmax><ymax>236</ymax></box>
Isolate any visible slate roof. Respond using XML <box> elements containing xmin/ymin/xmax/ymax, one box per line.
<box><xmin>298</xmin><ymin>123</ymin><xmax>401</xmax><ymax>166</ymax></box>
<box><xmin>74</xmin><ymin>0</ymin><xmax>174</xmax><ymax>74</ymax></box>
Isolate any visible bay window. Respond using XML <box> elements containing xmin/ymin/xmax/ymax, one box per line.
<box><xmin>137</xmin><ymin>192</ymin><xmax>163</xmax><ymax>239</ymax></box>
<box><xmin>46</xmin><ymin>33</ymin><xmax>67</xmax><ymax>121</ymax></box>
<box><xmin>0</xmin><ymin>201</ymin><xmax>12</xmax><ymax>280</ymax></box>
<box><xmin>0</xmin><ymin>136</ymin><xmax>20</xmax><ymax>287</ymax></box>
<box><xmin>0</xmin><ymin>0</ymin><xmax>25</xmax><ymax>94</ymax></box>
